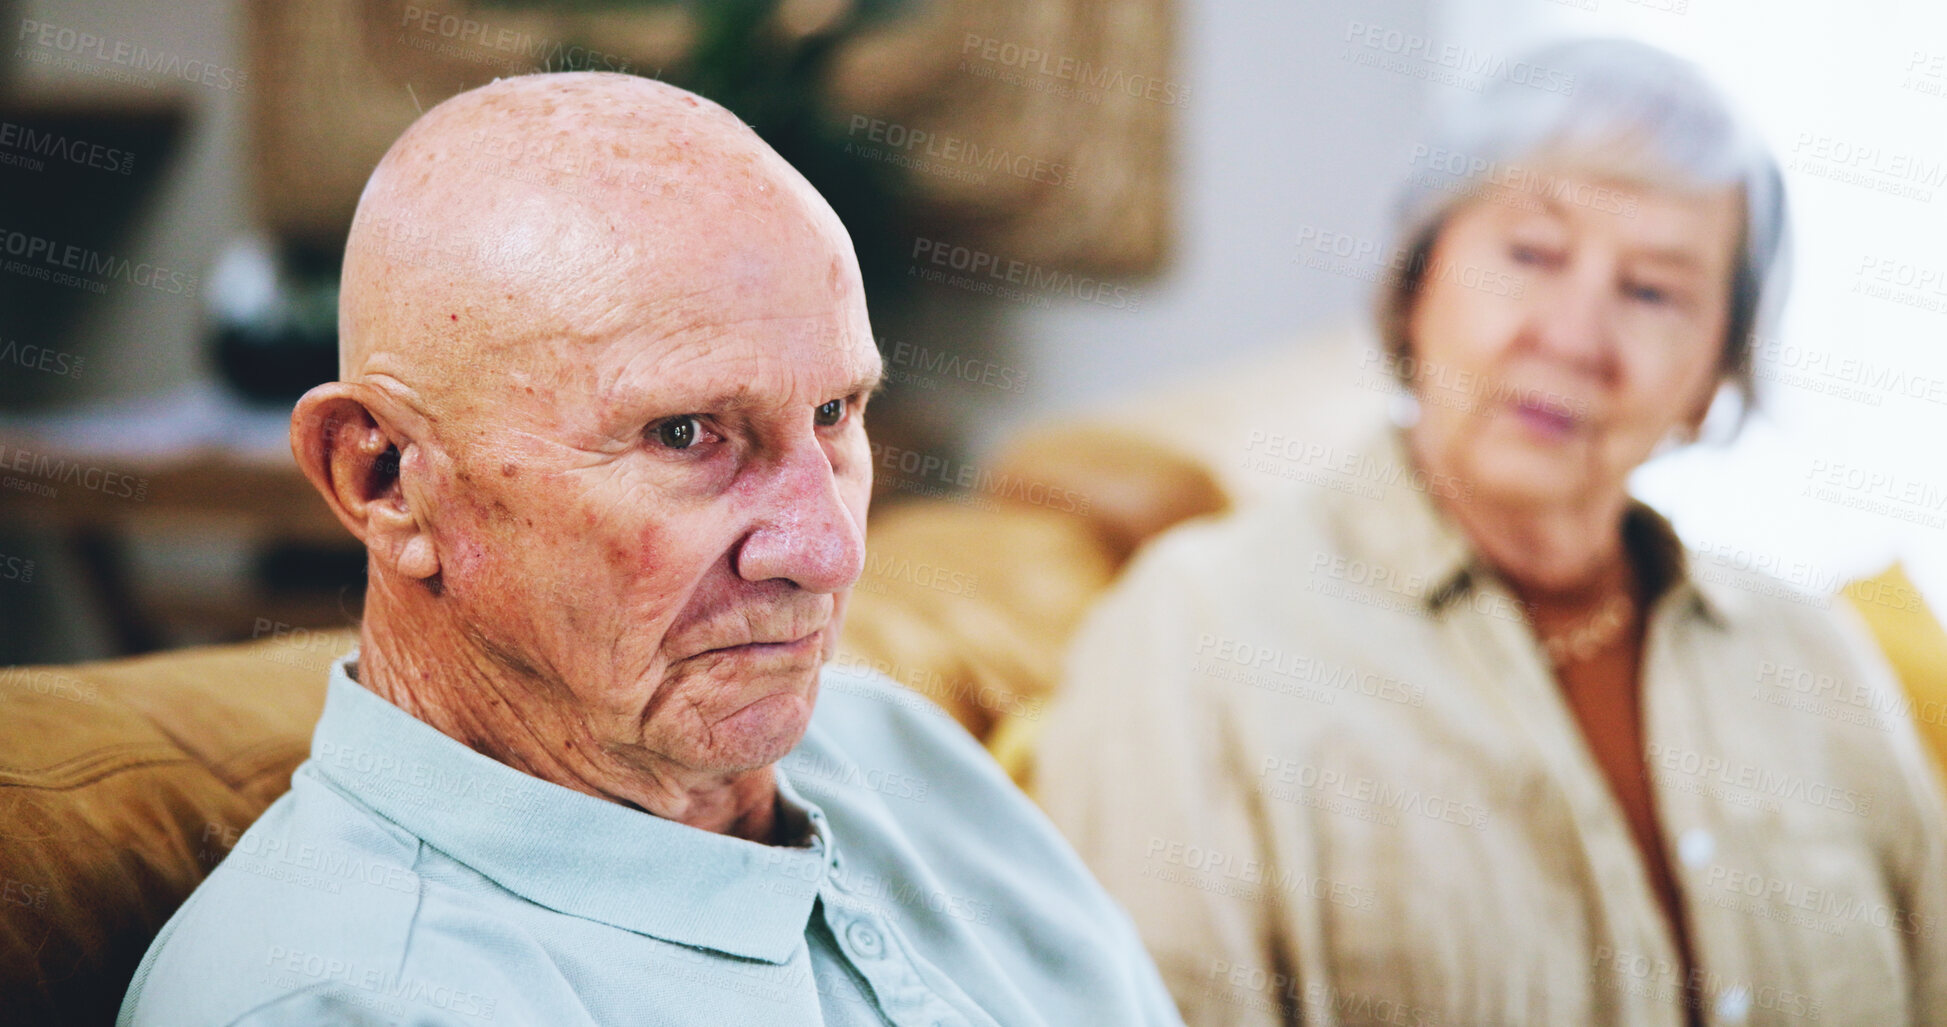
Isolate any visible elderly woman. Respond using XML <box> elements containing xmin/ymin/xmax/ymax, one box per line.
<box><xmin>1036</xmin><ymin>38</ymin><xmax>1946</xmax><ymax>1027</ymax></box>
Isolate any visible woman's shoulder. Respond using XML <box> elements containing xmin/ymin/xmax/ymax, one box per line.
<box><xmin>1683</xmin><ymin>550</ymin><xmax>1886</xmax><ymax>657</ymax></box>
<box><xmin>1120</xmin><ymin>485</ymin><xmax>1342</xmax><ymax>589</ymax></box>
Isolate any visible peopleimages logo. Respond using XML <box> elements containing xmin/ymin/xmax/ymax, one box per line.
<box><xmin>0</xmin><ymin>338</ymin><xmax>84</xmax><ymax>379</ymax></box>
<box><xmin>398</xmin><ymin>5</ymin><xmax>635</xmax><ymax>73</ymax></box>
<box><xmin>1341</xmin><ymin>21</ymin><xmax>1576</xmax><ymax>96</ymax></box>
<box><xmin>0</xmin><ymin>120</ymin><xmax>134</xmax><ymax>175</ymax></box>
<box><xmin>1788</xmin><ymin>133</ymin><xmax>1947</xmax><ymax>203</ymax></box>
<box><xmin>0</xmin><ymin>552</ymin><xmax>33</xmax><ymax>584</ymax></box>
<box><xmin>1644</xmin><ymin>741</ymin><xmax>1873</xmax><ymax>817</ymax></box>
<box><xmin>881</xmin><ymin>338</ymin><xmax>1029</xmax><ymax>394</ymax></box>
<box><xmin>959</xmin><ymin>34</ymin><xmax>1191</xmax><ymax>107</ymax></box>
<box><xmin>847</xmin><ymin>116</ymin><xmax>1076</xmax><ymax>188</ymax></box>
<box><xmin>15</xmin><ymin>19</ymin><xmax>248</xmax><ymax>90</ymax></box>
<box><xmin>0</xmin><ymin>228</ymin><xmax>197</xmax><ymax>295</ymax></box>
<box><xmin>0</xmin><ymin>441</ymin><xmax>147</xmax><ymax>501</ymax></box>
<box><xmin>1406</xmin><ymin>145</ymin><xmax>1638</xmax><ymax>216</ymax></box>
<box><xmin>909</xmin><ymin>237</ymin><xmax>1142</xmax><ymax>311</ymax></box>
<box><xmin>869</xmin><ymin>440</ymin><xmax>1093</xmax><ymax>516</ymax></box>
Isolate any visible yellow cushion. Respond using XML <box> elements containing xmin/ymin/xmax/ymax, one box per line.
<box><xmin>1843</xmin><ymin>564</ymin><xmax>1947</xmax><ymax>784</ymax></box>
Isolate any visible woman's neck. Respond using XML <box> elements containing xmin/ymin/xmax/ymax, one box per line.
<box><xmin>1408</xmin><ymin>426</ymin><xmax>1632</xmax><ymax>599</ymax></box>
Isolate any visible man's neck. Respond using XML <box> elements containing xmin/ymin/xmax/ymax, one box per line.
<box><xmin>353</xmin><ymin>582</ymin><xmax>784</xmax><ymax>842</ymax></box>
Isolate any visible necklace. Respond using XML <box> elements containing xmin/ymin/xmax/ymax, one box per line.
<box><xmin>1539</xmin><ymin>590</ymin><xmax>1636</xmax><ymax>666</ymax></box>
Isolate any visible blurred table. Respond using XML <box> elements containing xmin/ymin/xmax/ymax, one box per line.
<box><xmin>0</xmin><ymin>382</ymin><xmax>360</xmax><ymax>655</ymax></box>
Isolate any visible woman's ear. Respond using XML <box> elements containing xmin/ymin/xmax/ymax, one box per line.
<box><xmin>1684</xmin><ymin>376</ymin><xmax>1732</xmax><ymax>439</ymax></box>
<box><xmin>290</xmin><ymin>383</ymin><xmax>439</xmax><ymax>583</ymax></box>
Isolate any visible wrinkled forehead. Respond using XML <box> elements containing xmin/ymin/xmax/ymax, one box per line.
<box><xmin>548</xmin><ymin>186</ymin><xmax>873</xmax><ymax>389</ymax></box>
<box><xmin>422</xmin><ymin>206</ymin><xmax>875</xmax><ymax>441</ymax></box>
<box><xmin>1463</xmin><ymin>162</ymin><xmax>1745</xmax><ymax>265</ymax></box>
<box><xmin>358</xmin><ymin>126</ymin><xmax>838</xmax><ymax>326</ymax></box>
<box><xmin>603</xmin><ymin>315</ymin><xmax>880</xmax><ymax>413</ymax></box>
<box><xmin>346</xmin><ymin>95</ymin><xmax>873</xmax><ymax>423</ymax></box>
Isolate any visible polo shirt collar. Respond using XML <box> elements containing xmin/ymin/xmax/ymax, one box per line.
<box><xmin>306</xmin><ymin>656</ymin><xmax>831</xmax><ymax>964</ymax></box>
<box><xmin>1331</xmin><ymin>424</ymin><xmax>1732</xmax><ymax>628</ymax></box>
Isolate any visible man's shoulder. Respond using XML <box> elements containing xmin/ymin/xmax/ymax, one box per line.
<box><xmin>120</xmin><ymin>770</ymin><xmax>427</xmax><ymax>1025</ymax></box>
<box><xmin>811</xmin><ymin>660</ymin><xmax>969</xmax><ymax>737</ymax></box>
<box><xmin>801</xmin><ymin>662</ymin><xmax>992</xmax><ymax>781</ymax></box>
<box><xmin>797</xmin><ymin>661</ymin><xmax>1148</xmax><ymax>904</ymax></box>
<box><xmin>794</xmin><ymin>660</ymin><xmax>1045</xmax><ymax>822</ymax></box>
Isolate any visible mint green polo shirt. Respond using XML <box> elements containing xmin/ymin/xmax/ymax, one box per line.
<box><xmin>119</xmin><ymin>653</ymin><xmax>1181</xmax><ymax>1026</ymax></box>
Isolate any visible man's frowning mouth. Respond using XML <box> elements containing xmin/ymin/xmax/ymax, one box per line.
<box><xmin>697</xmin><ymin>629</ymin><xmax>825</xmax><ymax>659</ymax></box>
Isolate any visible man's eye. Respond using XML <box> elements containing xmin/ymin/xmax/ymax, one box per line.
<box><xmin>651</xmin><ymin>415</ymin><xmax>703</xmax><ymax>449</ymax></box>
<box><xmin>814</xmin><ymin>399</ymin><xmax>846</xmax><ymax>427</ymax></box>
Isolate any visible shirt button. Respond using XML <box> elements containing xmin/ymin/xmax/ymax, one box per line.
<box><xmin>1678</xmin><ymin>828</ymin><xmax>1715</xmax><ymax>868</ymax></box>
<box><xmin>845</xmin><ymin>920</ymin><xmax>885</xmax><ymax>959</ymax></box>
<box><xmin>1716</xmin><ymin>984</ymin><xmax>1751</xmax><ymax>1024</ymax></box>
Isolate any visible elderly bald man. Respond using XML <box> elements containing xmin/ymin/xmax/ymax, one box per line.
<box><xmin>120</xmin><ymin>73</ymin><xmax>1180</xmax><ymax>1027</ymax></box>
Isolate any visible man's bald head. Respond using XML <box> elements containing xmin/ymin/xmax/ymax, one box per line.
<box><xmin>295</xmin><ymin>72</ymin><xmax>880</xmax><ymax>836</ymax></box>
<box><xmin>339</xmin><ymin>72</ymin><xmax>859</xmax><ymax>427</ymax></box>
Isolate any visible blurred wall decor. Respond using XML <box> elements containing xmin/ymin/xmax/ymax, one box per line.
<box><xmin>246</xmin><ymin>0</ymin><xmax>1172</xmax><ymax>272</ymax></box>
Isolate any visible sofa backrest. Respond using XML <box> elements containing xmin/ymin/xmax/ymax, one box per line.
<box><xmin>0</xmin><ymin>630</ymin><xmax>353</xmax><ymax>1025</ymax></box>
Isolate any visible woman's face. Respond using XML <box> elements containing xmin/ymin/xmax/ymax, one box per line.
<box><xmin>1405</xmin><ymin>170</ymin><xmax>1743</xmax><ymax>509</ymax></box>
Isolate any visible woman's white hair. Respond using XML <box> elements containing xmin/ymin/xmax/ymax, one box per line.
<box><xmin>1378</xmin><ymin>36</ymin><xmax>1791</xmax><ymax>417</ymax></box>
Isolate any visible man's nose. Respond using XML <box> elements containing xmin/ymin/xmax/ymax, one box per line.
<box><xmin>732</xmin><ymin>438</ymin><xmax>865</xmax><ymax>594</ymax></box>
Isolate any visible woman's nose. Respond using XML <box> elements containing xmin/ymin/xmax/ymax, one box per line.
<box><xmin>1526</xmin><ymin>263</ymin><xmax>1617</xmax><ymax>374</ymax></box>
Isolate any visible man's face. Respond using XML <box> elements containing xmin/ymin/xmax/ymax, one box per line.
<box><xmin>416</xmin><ymin>198</ymin><xmax>881</xmax><ymax>782</ymax></box>
<box><xmin>1406</xmin><ymin>170</ymin><xmax>1742</xmax><ymax>506</ymax></box>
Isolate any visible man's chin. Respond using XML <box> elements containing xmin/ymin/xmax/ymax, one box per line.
<box><xmin>695</xmin><ymin>687</ymin><xmax>820</xmax><ymax>772</ymax></box>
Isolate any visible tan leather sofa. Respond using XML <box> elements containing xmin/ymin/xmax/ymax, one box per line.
<box><xmin>1</xmin><ymin>637</ymin><xmax>339</xmax><ymax>1026</ymax></box>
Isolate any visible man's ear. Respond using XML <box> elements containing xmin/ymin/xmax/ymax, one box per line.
<box><xmin>291</xmin><ymin>383</ymin><xmax>440</xmax><ymax>583</ymax></box>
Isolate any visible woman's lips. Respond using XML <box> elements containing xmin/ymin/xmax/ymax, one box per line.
<box><xmin>1509</xmin><ymin>399</ymin><xmax>1580</xmax><ymax>440</ymax></box>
